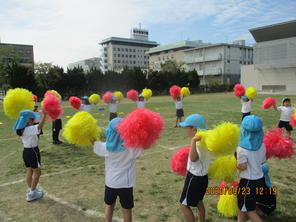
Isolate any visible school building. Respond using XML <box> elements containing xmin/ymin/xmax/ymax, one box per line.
<box><xmin>68</xmin><ymin>57</ymin><xmax>102</xmax><ymax>72</ymax></box>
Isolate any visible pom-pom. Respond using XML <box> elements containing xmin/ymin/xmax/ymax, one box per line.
<box><xmin>118</xmin><ymin>108</ymin><xmax>164</xmax><ymax>149</ymax></box>
<box><xmin>69</xmin><ymin>96</ymin><xmax>81</xmax><ymax>110</ymax></box>
<box><xmin>262</xmin><ymin>97</ymin><xmax>276</xmax><ymax>109</ymax></box>
<box><xmin>63</xmin><ymin>111</ymin><xmax>101</xmax><ymax>147</ymax></box>
<box><xmin>3</xmin><ymin>88</ymin><xmax>35</xmax><ymax>119</ymax></box>
<box><xmin>263</xmin><ymin>127</ymin><xmax>294</xmax><ymax>159</ymax></box>
<box><xmin>33</xmin><ymin>94</ymin><xmax>38</xmax><ymax>103</ymax></box>
<box><xmin>233</xmin><ymin>84</ymin><xmax>245</xmax><ymax>97</ymax></box>
<box><xmin>141</xmin><ymin>88</ymin><xmax>152</xmax><ymax>100</ymax></box>
<box><xmin>170</xmin><ymin>85</ymin><xmax>181</xmax><ymax>100</ymax></box>
<box><xmin>45</xmin><ymin>90</ymin><xmax>62</xmax><ymax>100</ymax></box>
<box><xmin>42</xmin><ymin>95</ymin><xmax>63</xmax><ymax>120</ymax></box>
<box><xmin>126</xmin><ymin>89</ymin><xmax>138</xmax><ymax>102</ymax></box>
<box><xmin>102</xmin><ymin>92</ymin><xmax>114</xmax><ymax>104</ymax></box>
<box><xmin>290</xmin><ymin>113</ymin><xmax>296</xmax><ymax>127</ymax></box>
<box><xmin>181</xmin><ymin>87</ymin><xmax>190</xmax><ymax>97</ymax></box>
<box><xmin>89</xmin><ymin>94</ymin><xmax>100</xmax><ymax>104</ymax></box>
<box><xmin>217</xmin><ymin>191</ymin><xmax>237</xmax><ymax>218</ymax></box>
<box><xmin>113</xmin><ymin>91</ymin><xmax>124</xmax><ymax>102</ymax></box>
<box><xmin>208</xmin><ymin>156</ymin><xmax>237</xmax><ymax>182</ymax></box>
<box><xmin>196</xmin><ymin>122</ymin><xmax>240</xmax><ymax>156</ymax></box>
<box><xmin>245</xmin><ymin>87</ymin><xmax>257</xmax><ymax>99</ymax></box>
<box><xmin>170</xmin><ymin>146</ymin><xmax>190</xmax><ymax>176</ymax></box>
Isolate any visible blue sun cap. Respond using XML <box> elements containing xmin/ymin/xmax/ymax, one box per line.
<box><xmin>105</xmin><ymin>117</ymin><xmax>125</xmax><ymax>152</ymax></box>
<box><xmin>13</xmin><ymin>110</ymin><xmax>40</xmax><ymax>130</ymax></box>
<box><xmin>138</xmin><ymin>94</ymin><xmax>144</xmax><ymax>97</ymax></box>
<box><xmin>239</xmin><ymin>115</ymin><xmax>264</xmax><ymax>151</ymax></box>
<box><xmin>261</xmin><ymin>163</ymin><xmax>271</xmax><ymax>187</ymax></box>
<box><xmin>111</xmin><ymin>96</ymin><xmax>117</xmax><ymax>101</ymax></box>
<box><xmin>82</xmin><ymin>96</ymin><xmax>89</xmax><ymax>100</ymax></box>
<box><xmin>179</xmin><ymin>114</ymin><xmax>206</xmax><ymax>129</ymax></box>
<box><xmin>242</xmin><ymin>95</ymin><xmax>248</xmax><ymax>99</ymax></box>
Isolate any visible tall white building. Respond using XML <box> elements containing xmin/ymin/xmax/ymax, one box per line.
<box><xmin>68</xmin><ymin>57</ymin><xmax>102</xmax><ymax>72</ymax></box>
<box><xmin>241</xmin><ymin>20</ymin><xmax>296</xmax><ymax>94</ymax></box>
<box><xmin>100</xmin><ymin>28</ymin><xmax>158</xmax><ymax>72</ymax></box>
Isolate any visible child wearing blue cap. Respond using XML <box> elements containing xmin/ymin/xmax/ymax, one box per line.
<box><xmin>136</xmin><ymin>94</ymin><xmax>146</xmax><ymax>108</ymax></box>
<box><xmin>93</xmin><ymin>118</ymin><xmax>143</xmax><ymax>222</ymax></box>
<box><xmin>80</xmin><ymin>96</ymin><xmax>94</xmax><ymax>113</ymax></box>
<box><xmin>236</xmin><ymin>115</ymin><xmax>266</xmax><ymax>222</ymax></box>
<box><xmin>108</xmin><ymin>97</ymin><xmax>119</xmax><ymax>121</ymax></box>
<box><xmin>240</xmin><ymin>95</ymin><xmax>252</xmax><ymax>120</ymax></box>
<box><xmin>13</xmin><ymin>110</ymin><xmax>47</xmax><ymax>202</ymax></box>
<box><xmin>273</xmin><ymin>97</ymin><xmax>294</xmax><ymax>137</ymax></box>
<box><xmin>174</xmin><ymin>96</ymin><xmax>184</xmax><ymax>128</ymax></box>
<box><xmin>179</xmin><ymin>114</ymin><xmax>209</xmax><ymax>222</ymax></box>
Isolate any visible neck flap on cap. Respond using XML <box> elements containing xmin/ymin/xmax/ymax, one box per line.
<box><xmin>105</xmin><ymin>117</ymin><xmax>125</xmax><ymax>152</ymax></box>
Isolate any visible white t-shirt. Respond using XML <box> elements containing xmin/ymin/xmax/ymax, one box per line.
<box><xmin>241</xmin><ymin>99</ymin><xmax>252</xmax><ymax>113</ymax></box>
<box><xmin>186</xmin><ymin>144</ymin><xmax>210</xmax><ymax>176</ymax></box>
<box><xmin>175</xmin><ymin>100</ymin><xmax>183</xmax><ymax>110</ymax></box>
<box><xmin>109</xmin><ymin>103</ymin><xmax>118</xmax><ymax>113</ymax></box>
<box><xmin>277</xmin><ymin>106</ymin><xmax>294</xmax><ymax>121</ymax></box>
<box><xmin>136</xmin><ymin>101</ymin><xmax>146</xmax><ymax>108</ymax></box>
<box><xmin>21</xmin><ymin>125</ymin><xmax>41</xmax><ymax>148</ymax></box>
<box><xmin>94</xmin><ymin>142</ymin><xmax>143</xmax><ymax>188</ymax></box>
<box><xmin>33</xmin><ymin>111</ymin><xmax>41</xmax><ymax>123</ymax></box>
<box><xmin>80</xmin><ymin>104</ymin><xmax>94</xmax><ymax>113</ymax></box>
<box><xmin>237</xmin><ymin>144</ymin><xmax>266</xmax><ymax>180</ymax></box>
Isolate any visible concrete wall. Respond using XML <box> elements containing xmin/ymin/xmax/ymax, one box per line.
<box><xmin>148</xmin><ymin>50</ymin><xmax>186</xmax><ymax>71</ymax></box>
<box><xmin>241</xmin><ymin>65</ymin><xmax>296</xmax><ymax>94</ymax></box>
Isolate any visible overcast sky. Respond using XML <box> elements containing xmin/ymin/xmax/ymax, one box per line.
<box><xmin>1</xmin><ymin>0</ymin><xmax>295</xmax><ymax>68</ymax></box>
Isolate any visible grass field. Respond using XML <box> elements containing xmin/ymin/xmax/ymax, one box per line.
<box><xmin>0</xmin><ymin>93</ymin><xmax>296</xmax><ymax>222</ymax></box>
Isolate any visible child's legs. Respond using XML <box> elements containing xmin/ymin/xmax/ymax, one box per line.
<box><xmin>105</xmin><ymin>203</ymin><xmax>115</xmax><ymax>222</ymax></box>
<box><xmin>26</xmin><ymin>168</ymin><xmax>33</xmax><ymax>188</ymax></box>
<box><xmin>31</xmin><ymin>168</ymin><xmax>41</xmax><ymax>190</ymax></box>
<box><xmin>197</xmin><ymin>200</ymin><xmax>205</xmax><ymax>222</ymax></box>
<box><xmin>179</xmin><ymin>204</ymin><xmax>195</xmax><ymax>222</ymax></box>
<box><xmin>246</xmin><ymin>211</ymin><xmax>262</xmax><ymax>222</ymax></box>
<box><xmin>122</xmin><ymin>208</ymin><xmax>132</xmax><ymax>222</ymax></box>
<box><xmin>237</xmin><ymin>210</ymin><xmax>247</xmax><ymax>222</ymax></box>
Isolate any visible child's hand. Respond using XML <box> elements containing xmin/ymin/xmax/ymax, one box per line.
<box><xmin>191</xmin><ymin>136</ymin><xmax>201</xmax><ymax>143</ymax></box>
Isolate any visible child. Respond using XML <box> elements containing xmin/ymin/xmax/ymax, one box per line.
<box><xmin>174</xmin><ymin>96</ymin><xmax>184</xmax><ymax>128</ymax></box>
<box><xmin>52</xmin><ymin>117</ymin><xmax>62</xmax><ymax>144</ymax></box>
<box><xmin>256</xmin><ymin>163</ymin><xmax>276</xmax><ymax>216</ymax></box>
<box><xmin>108</xmin><ymin>97</ymin><xmax>119</xmax><ymax>121</ymax></box>
<box><xmin>236</xmin><ymin>115</ymin><xmax>266</xmax><ymax>222</ymax></box>
<box><xmin>80</xmin><ymin>96</ymin><xmax>94</xmax><ymax>113</ymax></box>
<box><xmin>93</xmin><ymin>117</ymin><xmax>143</xmax><ymax>222</ymax></box>
<box><xmin>13</xmin><ymin>110</ymin><xmax>47</xmax><ymax>201</ymax></box>
<box><xmin>136</xmin><ymin>94</ymin><xmax>146</xmax><ymax>108</ymax></box>
<box><xmin>179</xmin><ymin>114</ymin><xmax>209</xmax><ymax>222</ymax></box>
<box><xmin>240</xmin><ymin>95</ymin><xmax>252</xmax><ymax>120</ymax></box>
<box><xmin>33</xmin><ymin>104</ymin><xmax>43</xmax><ymax>136</ymax></box>
<box><xmin>273</xmin><ymin>97</ymin><xmax>294</xmax><ymax>137</ymax></box>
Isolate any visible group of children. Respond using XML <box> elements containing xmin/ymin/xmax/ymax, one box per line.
<box><xmin>12</xmin><ymin>92</ymin><xmax>294</xmax><ymax>222</ymax></box>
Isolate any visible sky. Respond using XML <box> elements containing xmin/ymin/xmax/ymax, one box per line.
<box><xmin>0</xmin><ymin>0</ymin><xmax>295</xmax><ymax>68</ymax></box>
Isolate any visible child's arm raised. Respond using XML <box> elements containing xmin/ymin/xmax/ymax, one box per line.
<box><xmin>189</xmin><ymin>136</ymin><xmax>201</xmax><ymax>162</ymax></box>
<box><xmin>38</xmin><ymin>112</ymin><xmax>47</xmax><ymax>130</ymax></box>
<box><xmin>93</xmin><ymin>141</ymin><xmax>108</xmax><ymax>157</ymax></box>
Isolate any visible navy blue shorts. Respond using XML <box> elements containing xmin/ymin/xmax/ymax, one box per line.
<box><xmin>104</xmin><ymin>185</ymin><xmax>134</xmax><ymax>209</ymax></box>
<box><xmin>23</xmin><ymin>147</ymin><xmax>41</xmax><ymax>168</ymax></box>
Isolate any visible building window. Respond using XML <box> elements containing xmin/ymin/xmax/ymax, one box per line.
<box><xmin>118</xmin><ymin>48</ymin><xmax>120</xmax><ymax>51</ymax></box>
<box><xmin>118</xmin><ymin>60</ymin><xmax>121</xmax><ymax>63</ymax></box>
<box><xmin>133</xmin><ymin>49</ymin><xmax>136</xmax><ymax>52</ymax></box>
<box><xmin>129</xmin><ymin>49</ymin><xmax>132</xmax><ymax>52</ymax></box>
<box><xmin>227</xmin><ymin>60</ymin><xmax>230</xmax><ymax>63</ymax></box>
<box><xmin>133</xmin><ymin>61</ymin><xmax>136</xmax><ymax>64</ymax></box>
<box><xmin>239</xmin><ymin>61</ymin><xmax>242</xmax><ymax>64</ymax></box>
<box><xmin>130</xmin><ymin>61</ymin><xmax>132</xmax><ymax>64</ymax></box>
<box><xmin>126</xmin><ymin>49</ymin><xmax>128</xmax><ymax>52</ymax></box>
<box><xmin>133</xmin><ymin>55</ymin><xmax>136</xmax><ymax>58</ymax></box>
<box><xmin>126</xmin><ymin>55</ymin><xmax>128</xmax><ymax>58</ymax></box>
<box><xmin>114</xmin><ymin>54</ymin><xmax>116</xmax><ymax>57</ymax></box>
<box><xmin>113</xmin><ymin>48</ymin><xmax>116</xmax><ymax>51</ymax></box>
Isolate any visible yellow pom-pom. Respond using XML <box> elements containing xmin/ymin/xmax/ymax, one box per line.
<box><xmin>113</xmin><ymin>91</ymin><xmax>124</xmax><ymax>102</ymax></box>
<box><xmin>89</xmin><ymin>94</ymin><xmax>100</xmax><ymax>104</ymax></box>
<box><xmin>217</xmin><ymin>191</ymin><xmax>238</xmax><ymax>218</ymax></box>
<box><xmin>181</xmin><ymin>87</ymin><xmax>190</xmax><ymax>97</ymax></box>
<box><xmin>198</xmin><ymin>122</ymin><xmax>239</xmax><ymax>156</ymax></box>
<box><xmin>141</xmin><ymin>88</ymin><xmax>152</xmax><ymax>100</ymax></box>
<box><xmin>62</xmin><ymin>111</ymin><xmax>101</xmax><ymax>147</ymax></box>
<box><xmin>49</xmin><ymin>90</ymin><xmax>62</xmax><ymax>100</ymax></box>
<box><xmin>196</xmin><ymin>130</ymin><xmax>209</xmax><ymax>148</ymax></box>
<box><xmin>245</xmin><ymin>87</ymin><xmax>257</xmax><ymax>100</ymax></box>
<box><xmin>208</xmin><ymin>156</ymin><xmax>237</xmax><ymax>182</ymax></box>
<box><xmin>3</xmin><ymin>88</ymin><xmax>34</xmax><ymax>119</ymax></box>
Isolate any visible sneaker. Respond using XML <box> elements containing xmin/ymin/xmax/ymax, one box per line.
<box><xmin>27</xmin><ymin>188</ymin><xmax>44</xmax><ymax>194</ymax></box>
<box><xmin>26</xmin><ymin>189</ymin><xmax>44</xmax><ymax>202</ymax></box>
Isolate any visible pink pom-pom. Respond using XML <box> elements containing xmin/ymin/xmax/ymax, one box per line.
<box><xmin>33</xmin><ymin>94</ymin><xmax>38</xmax><ymax>103</ymax></box>
<box><xmin>42</xmin><ymin>95</ymin><xmax>63</xmax><ymax>120</ymax></box>
<box><xmin>170</xmin><ymin>146</ymin><xmax>189</xmax><ymax>176</ymax></box>
<box><xmin>118</xmin><ymin>108</ymin><xmax>164</xmax><ymax>149</ymax></box>
<box><xmin>262</xmin><ymin>97</ymin><xmax>276</xmax><ymax>109</ymax></box>
<box><xmin>263</xmin><ymin>127</ymin><xmax>294</xmax><ymax>159</ymax></box>
<box><xmin>44</xmin><ymin>91</ymin><xmax>57</xmax><ymax>98</ymax></box>
<box><xmin>290</xmin><ymin>114</ymin><xmax>296</xmax><ymax>127</ymax></box>
<box><xmin>103</xmin><ymin>92</ymin><xmax>114</xmax><ymax>104</ymax></box>
<box><xmin>170</xmin><ymin>85</ymin><xmax>181</xmax><ymax>100</ymax></box>
<box><xmin>126</xmin><ymin>89</ymin><xmax>139</xmax><ymax>102</ymax></box>
<box><xmin>233</xmin><ymin>84</ymin><xmax>245</xmax><ymax>97</ymax></box>
<box><xmin>69</xmin><ymin>96</ymin><xmax>81</xmax><ymax>110</ymax></box>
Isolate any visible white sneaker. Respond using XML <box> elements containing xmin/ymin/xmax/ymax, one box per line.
<box><xmin>26</xmin><ymin>189</ymin><xmax>44</xmax><ymax>202</ymax></box>
<box><xmin>27</xmin><ymin>188</ymin><xmax>44</xmax><ymax>194</ymax></box>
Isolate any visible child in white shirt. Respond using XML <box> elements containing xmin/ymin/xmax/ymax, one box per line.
<box><xmin>240</xmin><ymin>96</ymin><xmax>252</xmax><ymax>120</ymax></box>
<box><xmin>108</xmin><ymin>97</ymin><xmax>119</xmax><ymax>121</ymax></box>
<box><xmin>136</xmin><ymin>94</ymin><xmax>146</xmax><ymax>108</ymax></box>
<box><xmin>93</xmin><ymin>118</ymin><xmax>143</xmax><ymax>222</ymax></box>
<box><xmin>80</xmin><ymin>96</ymin><xmax>94</xmax><ymax>113</ymax></box>
<box><xmin>174</xmin><ymin>96</ymin><xmax>184</xmax><ymax>128</ymax></box>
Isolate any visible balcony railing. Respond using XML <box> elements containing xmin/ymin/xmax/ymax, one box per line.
<box><xmin>185</xmin><ymin>54</ymin><xmax>223</xmax><ymax>64</ymax></box>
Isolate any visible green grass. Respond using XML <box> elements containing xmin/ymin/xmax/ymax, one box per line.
<box><xmin>0</xmin><ymin>93</ymin><xmax>296</xmax><ymax>222</ymax></box>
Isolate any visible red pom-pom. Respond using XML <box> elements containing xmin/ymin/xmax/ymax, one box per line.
<box><xmin>103</xmin><ymin>92</ymin><xmax>114</xmax><ymax>104</ymax></box>
<box><xmin>44</xmin><ymin>91</ymin><xmax>57</xmax><ymax>98</ymax></box>
<box><xmin>290</xmin><ymin>114</ymin><xmax>296</xmax><ymax>127</ymax></box>
<box><xmin>69</xmin><ymin>96</ymin><xmax>81</xmax><ymax>110</ymax></box>
<box><xmin>170</xmin><ymin>146</ymin><xmax>189</xmax><ymax>176</ymax></box>
<box><xmin>233</xmin><ymin>84</ymin><xmax>245</xmax><ymax>97</ymax></box>
<box><xmin>118</xmin><ymin>108</ymin><xmax>164</xmax><ymax>149</ymax></box>
<box><xmin>33</xmin><ymin>94</ymin><xmax>38</xmax><ymax>103</ymax></box>
<box><xmin>263</xmin><ymin>127</ymin><xmax>294</xmax><ymax>159</ymax></box>
<box><xmin>42</xmin><ymin>95</ymin><xmax>63</xmax><ymax>120</ymax></box>
<box><xmin>262</xmin><ymin>97</ymin><xmax>276</xmax><ymax>109</ymax></box>
<box><xmin>126</xmin><ymin>89</ymin><xmax>139</xmax><ymax>102</ymax></box>
<box><xmin>170</xmin><ymin>85</ymin><xmax>181</xmax><ymax>100</ymax></box>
